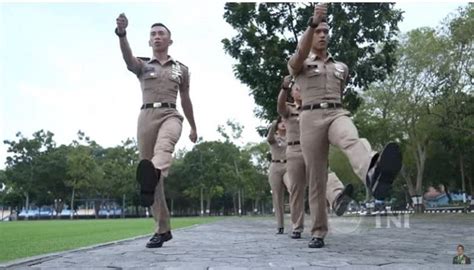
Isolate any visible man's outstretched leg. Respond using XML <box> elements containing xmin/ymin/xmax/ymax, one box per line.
<box><xmin>328</xmin><ymin>116</ymin><xmax>402</xmax><ymax>200</ymax></box>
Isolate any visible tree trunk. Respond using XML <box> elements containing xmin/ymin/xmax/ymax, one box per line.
<box><xmin>70</xmin><ymin>188</ymin><xmax>75</xmax><ymax>220</ymax></box>
<box><xmin>415</xmin><ymin>143</ymin><xmax>426</xmax><ymax>196</ymax></box>
<box><xmin>254</xmin><ymin>198</ymin><xmax>259</xmax><ymax>215</ymax></box>
<box><xmin>24</xmin><ymin>192</ymin><xmax>30</xmax><ymax>221</ymax></box>
<box><xmin>460</xmin><ymin>154</ymin><xmax>466</xmax><ymax>199</ymax></box>
<box><xmin>459</xmin><ymin>154</ymin><xmax>468</xmax><ymax>214</ymax></box>
<box><xmin>206</xmin><ymin>194</ymin><xmax>211</xmax><ymax>216</ymax></box>
<box><xmin>122</xmin><ymin>194</ymin><xmax>126</xmax><ymax>219</ymax></box>
<box><xmin>467</xmin><ymin>174</ymin><xmax>473</xmax><ymax>197</ymax></box>
<box><xmin>200</xmin><ymin>187</ymin><xmax>204</xmax><ymax>216</ymax></box>
<box><xmin>400</xmin><ymin>166</ymin><xmax>416</xmax><ymax>196</ymax></box>
<box><xmin>55</xmin><ymin>200</ymin><xmax>64</xmax><ymax>219</ymax></box>
<box><xmin>232</xmin><ymin>192</ymin><xmax>238</xmax><ymax>216</ymax></box>
<box><xmin>238</xmin><ymin>189</ymin><xmax>242</xmax><ymax>217</ymax></box>
<box><xmin>94</xmin><ymin>200</ymin><xmax>101</xmax><ymax>219</ymax></box>
<box><xmin>242</xmin><ymin>189</ymin><xmax>245</xmax><ymax>215</ymax></box>
<box><xmin>412</xmin><ymin>142</ymin><xmax>427</xmax><ymax>213</ymax></box>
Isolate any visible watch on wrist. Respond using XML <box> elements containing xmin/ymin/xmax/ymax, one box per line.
<box><xmin>115</xmin><ymin>28</ymin><xmax>126</xmax><ymax>38</ymax></box>
<box><xmin>281</xmin><ymin>83</ymin><xmax>291</xmax><ymax>91</ymax></box>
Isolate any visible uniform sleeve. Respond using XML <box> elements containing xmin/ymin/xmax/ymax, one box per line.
<box><xmin>266</xmin><ymin>120</ymin><xmax>277</xmax><ymax>145</ymax></box>
<box><xmin>127</xmin><ymin>57</ymin><xmax>144</xmax><ymax>76</ymax></box>
<box><xmin>340</xmin><ymin>62</ymin><xmax>349</xmax><ymax>94</ymax></box>
<box><xmin>180</xmin><ymin>64</ymin><xmax>190</xmax><ymax>93</ymax></box>
<box><xmin>288</xmin><ymin>53</ymin><xmax>303</xmax><ymax>76</ymax></box>
<box><xmin>343</xmin><ymin>63</ymin><xmax>350</xmax><ymax>83</ymax></box>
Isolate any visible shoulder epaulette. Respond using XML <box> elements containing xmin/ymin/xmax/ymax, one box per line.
<box><xmin>176</xmin><ymin>60</ymin><xmax>188</xmax><ymax>69</ymax></box>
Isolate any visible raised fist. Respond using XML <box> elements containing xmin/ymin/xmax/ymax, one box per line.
<box><xmin>116</xmin><ymin>13</ymin><xmax>128</xmax><ymax>34</ymax></box>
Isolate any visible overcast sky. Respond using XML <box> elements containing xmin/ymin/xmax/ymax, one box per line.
<box><xmin>0</xmin><ymin>1</ymin><xmax>468</xmax><ymax>169</ymax></box>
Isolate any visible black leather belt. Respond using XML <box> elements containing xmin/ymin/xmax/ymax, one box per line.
<box><xmin>287</xmin><ymin>141</ymin><xmax>300</xmax><ymax>146</ymax></box>
<box><xmin>271</xmin><ymin>160</ymin><xmax>287</xmax><ymax>163</ymax></box>
<box><xmin>301</xmin><ymin>102</ymin><xmax>342</xmax><ymax>110</ymax></box>
<box><xmin>290</xmin><ymin>113</ymin><xmax>299</xmax><ymax>117</ymax></box>
<box><xmin>141</xmin><ymin>102</ymin><xmax>176</xmax><ymax>110</ymax></box>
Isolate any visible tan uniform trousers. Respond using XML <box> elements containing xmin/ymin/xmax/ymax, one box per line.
<box><xmin>286</xmin><ymin>145</ymin><xmax>345</xmax><ymax>233</ymax></box>
<box><xmin>137</xmin><ymin>108</ymin><xmax>183</xmax><ymax>234</ymax></box>
<box><xmin>268</xmin><ymin>162</ymin><xmax>290</xmax><ymax>228</ymax></box>
<box><xmin>300</xmin><ymin>109</ymin><xmax>373</xmax><ymax>238</ymax></box>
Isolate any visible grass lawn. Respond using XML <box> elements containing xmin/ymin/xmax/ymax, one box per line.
<box><xmin>0</xmin><ymin>216</ymin><xmax>222</xmax><ymax>263</ymax></box>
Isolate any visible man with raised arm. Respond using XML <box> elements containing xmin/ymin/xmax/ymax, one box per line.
<box><xmin>287</xmin><ymin>4</ymin><xmax>402</xmax><ymax>248</ymax></box>
<box><xmin>116</xmin><ymin>13</ymin><xmax>197</xmax><ymax>248</ymax></box>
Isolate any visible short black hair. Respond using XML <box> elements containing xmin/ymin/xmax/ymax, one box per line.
<box><xmin>458</xmin><ymin>244</ymin><xmax>465</xmax><ymax>250</ymax></box>
<box><xmin>150</xmin><ymin>23</ymin><xmax>171</xmax><ymax>36</ymax></box>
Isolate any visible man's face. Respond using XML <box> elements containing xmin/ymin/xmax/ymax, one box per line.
<box><xmin>149</xmin><ymin>26</ymin><xmax>172</xmax><ymax>51</ymax></box>
<box><xmin>457</xmin><ymin>246</ymin><xmax>464</xmax><ymax>256</ymax></box>
<box><xmin>312</xmin><ymin>22</ymin><xmax>329</xmax><ymax>51</ymax></box>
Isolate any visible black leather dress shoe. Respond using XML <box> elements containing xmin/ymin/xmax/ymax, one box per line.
<box><xmin>334</xmin><ymin>184</ymin><xmax>354</xmax><ymax>216</ymax></box>
<box><xmin>276</xmin><ymin>228</ymin><xmax>284</xmax><ymax>234</ymax></box>
<box><xmin>366</xmin><ymin>142</ymin><xmax>402</xmax><ymax>200</ymax></box>
<box><xmin>290</xmin><ymin>231</ymin><xmax>301</xmax><ymax>239</ymax></box>
<box><xmin>308</xmin><ymin>237</ymin><xmax>325</xmax><ymax>248</ymax></box>
<box><xmin>146</xmin><ymin>231</ymin><xmax>172</xmax><ymax>248</ymax></box>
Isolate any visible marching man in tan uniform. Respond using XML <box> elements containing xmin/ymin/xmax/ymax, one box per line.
<box><xmin>116</xmin><ymin>13</ymin><xmax>197</xmax><ymax>248</ymax></box>
<box><xmin>277</xmin><ymin>75</ymin><xmax>354</xmax><ymax>240</ymax></box>
<box><xmin>287</xmin><ymin>4</ymin><xmax>402</xmax><ymax>248</ymax></box>
<box><xmin>267</xmin><ymin>117</ymin><xmax>291</xmax><ymax>234</ymax></box>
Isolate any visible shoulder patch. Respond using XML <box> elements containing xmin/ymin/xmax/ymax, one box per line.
<box><xmin>335</xmin><ymin>61</ymin><xmax>348</xmax><ymax>71</ymax></box>
<box><xmin>176</xmin><ymin>60</ymin><xmax>188</xmax><ymax>69</ymax></box>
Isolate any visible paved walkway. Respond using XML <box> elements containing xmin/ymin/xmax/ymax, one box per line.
<box><xmin>2</xmin><ymin>214</ymin><xmax>474</xmax><ymax>269</ymax></box>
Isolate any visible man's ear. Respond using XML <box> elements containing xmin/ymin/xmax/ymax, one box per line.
<box><xmin>169</xmin><ymin>39</ymin><xmax>173</xmax><ymax>46</ymax></box>
<box><xmin>149</xmin><ymin>39</ymin><xmax>152</xmax><ymax>47</ymax></box>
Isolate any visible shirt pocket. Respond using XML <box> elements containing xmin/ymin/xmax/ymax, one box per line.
<box><xmin>305</xmin><ymin>64</ymin><xmax>323</xmax><ymax>78</ymax></box>
<box><xmin>140</xmin><ymin>67</ymin><xmax>158</xmax><ymax>91</ymax></box>
<box><xmin>141</xmin><ymin>66</ymin><xmax>158</xmax><ymax>80</ymax></box>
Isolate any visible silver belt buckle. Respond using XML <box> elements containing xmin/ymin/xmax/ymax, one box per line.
<box><xmin>320</xmin><ymin>102</ymin><xmax>329</xmax><ymax>109</ymax></box>
<box><xmin>153</xmin><ymin>102</ymin><xmax>162</xmax><ymax>108</ymax></box>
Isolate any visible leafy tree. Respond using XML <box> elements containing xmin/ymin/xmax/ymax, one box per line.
<box><xmin>242</xmin><ymin>142</ymin><xmax>271</xmax><ymax>214</ymax></box>
<box><xmin>65</xmin><ymin>140</ymin><xmax>102</xmax><ymax>219</ymax></box>
<box><xmin>3</xmin><ymin>130</ymin><xmax>55</xmax><ymax>219</ymax></box>
<box><xmin>222</xmin><ymin>3</ymin><xmax>403</xmax><ymax>121</ymax></box>
<box><xmin>35</xmin><ymin>144</ymin><xmax>70</xmax><ymax>216</ymax></box>
<box><xmin>354</xmin><ymin>4</ymin><xmax>473</xmax><ymax>211</ymax></box>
